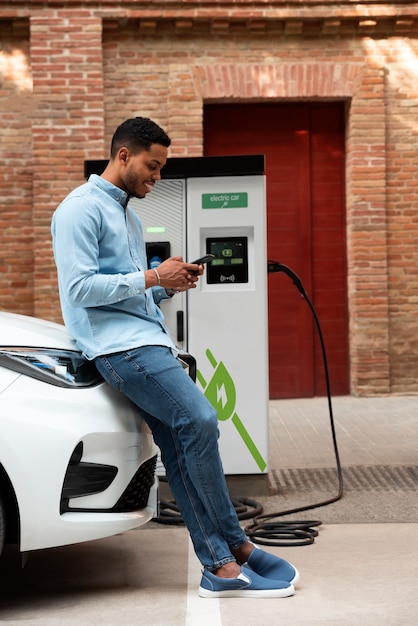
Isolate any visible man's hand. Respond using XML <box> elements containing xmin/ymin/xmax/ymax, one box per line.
<box><xmin>146</xmin><ymin>256</ymin><xmax>203</xmax><ymax>291</ymax></box>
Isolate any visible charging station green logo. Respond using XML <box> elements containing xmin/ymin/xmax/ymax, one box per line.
<box><xmin>196</xmin><ymin>348</ymin><xmax>266</xmax><ymax>472</ymax></box>
<box><xmin>202</xmin><ymin>193</ymin><xmax>248</xmax><ymax>209</ymax></box>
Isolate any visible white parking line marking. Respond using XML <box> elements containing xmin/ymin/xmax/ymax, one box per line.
<box><xmin>186</xmin><ymin>538</ymin><xmax>222</xmax><ymax>626</ymax></box>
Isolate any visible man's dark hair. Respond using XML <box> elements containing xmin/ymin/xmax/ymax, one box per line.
<box><xmin>110</xmin><ymin>117</ymin><xmax>171</xmax><ymax>158</ymax></box>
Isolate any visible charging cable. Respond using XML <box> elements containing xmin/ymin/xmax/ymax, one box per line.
<box><xmin>155</xmin><ymin>261</ymin><xmax>343</xmax><ymax>547</ymax></box>
<box><xmin>243</xmin><ymin>261</ymin><xmax>344</xmax><ymax>546</ymax></box>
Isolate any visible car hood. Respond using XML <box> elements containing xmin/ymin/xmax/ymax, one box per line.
<box><xmin>0</xmin><ymin>312</ymin><xmax>77</xmax><ymax>351</ymax></box>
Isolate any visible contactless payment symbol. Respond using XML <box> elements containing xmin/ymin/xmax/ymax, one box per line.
<box><xmin>196</xmin><ymin>348</ymin><xmax>266</xmax><ymax>472</ymax></box>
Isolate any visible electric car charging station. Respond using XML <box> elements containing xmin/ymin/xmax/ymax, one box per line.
<box><xmin>129</xmin><ymin>156</ymin><xmax>269</xmax><ymax>476</ymax></box>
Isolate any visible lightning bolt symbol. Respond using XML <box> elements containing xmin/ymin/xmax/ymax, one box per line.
<box><xmin>216</xmin><ymin>383</ymin><xmax>227</xmax><ymax>409</ymax></box>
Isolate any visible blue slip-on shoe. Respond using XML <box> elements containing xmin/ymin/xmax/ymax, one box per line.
<box><xmin>198</xmin><ymin>565</ymin><xmax>295</xmax><ymax>598</ymax></box>
<box><xmin>245</xmin><ymin>545</ymin><xmax>300</xmax><ymax>586</ymax></box>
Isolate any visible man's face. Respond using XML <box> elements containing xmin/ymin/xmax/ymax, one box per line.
<box><xmin>122</xmin><ymin>143</ymin><xmax>168</xmax><ymax>199</ymax></box>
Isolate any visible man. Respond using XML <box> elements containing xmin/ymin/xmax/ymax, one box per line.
<box><xmin>51</xmin><ymin>117</ymin><xmax>299</xmax><ymax>598</ymax></box>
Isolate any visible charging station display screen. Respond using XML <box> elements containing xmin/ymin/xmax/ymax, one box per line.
<box><xmin>206</xmin><ymin>237</ymin><xmax>248</xmax><ymax>284</ymax></box>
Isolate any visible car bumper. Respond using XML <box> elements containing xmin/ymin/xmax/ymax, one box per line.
<box><xmin>0</xmin><ymin>374</ymin><xmax>159</xmax><ymax>553</ymax></box>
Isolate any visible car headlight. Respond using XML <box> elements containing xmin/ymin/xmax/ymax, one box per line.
<box><xmin>0</xmin><ymin>347</ymin><xmax>103</xmax><ymax>388</ymax></box>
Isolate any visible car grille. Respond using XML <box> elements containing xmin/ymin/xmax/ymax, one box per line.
<box><xmin>111</xmin><ymin>454</ymin><xmax>157</xmax><ymax>512</ymax></box>
<box><xmin>61</xmin><ymin>454</ymin><xmax>157</xmax><ymax>513</ymax></box>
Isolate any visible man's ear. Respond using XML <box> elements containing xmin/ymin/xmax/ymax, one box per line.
<box><xmin>119</xmin><ymin>148</ymin><xmax>129</xmax><ymax>163</ymax></box>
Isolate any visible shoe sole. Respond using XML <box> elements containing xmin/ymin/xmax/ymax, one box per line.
<box><xmin>291</xmin><ymin>568</ymin><xmax>300</xmax><ymax>586</ymax></box>
<box><xmin>198</xmin><ymin>583</ymin><xmax>295</xmax><ymax>599</ymax></box>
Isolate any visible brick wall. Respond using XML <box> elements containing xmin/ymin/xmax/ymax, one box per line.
<box><xmin>1</xmin><ymin>1</ymin><xmax>418</xmax><ymax>395</ymax></box>
<box><xmin>0</xmin><ymin>19</ymin><xmax>33</xmax><ymax>314</ymax></box>
<box><xmin>384</xmin><ymin>40</ymin><xmax>418</xmax><ymax>393</ymax></box>
<box><xmin>30</xmin><ymin>8</ymin><xmax>105</xmax><ymax>320</ymax></box>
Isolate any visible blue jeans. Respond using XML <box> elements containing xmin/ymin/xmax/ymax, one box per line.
<box><xmin>94</xmin><ymin>345</ymin><xmax>247</xmax><ymax>571</ymax></box>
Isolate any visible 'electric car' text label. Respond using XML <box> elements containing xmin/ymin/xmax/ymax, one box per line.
<box><xmin>202</xmin><ymin>193</ymin><xmax>248</xmax><ymax>209</ymax></box>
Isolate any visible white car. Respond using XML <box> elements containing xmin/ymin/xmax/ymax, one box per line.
<box><xmin>0</xmin><ymin>311</ymin><xmax>159</xmax><ymax>561</ymax></box>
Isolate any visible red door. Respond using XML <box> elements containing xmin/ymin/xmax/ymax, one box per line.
<box><xmin>204</xmin><ymin>103</ymin><xmax>348</xmax><ymax>398</ymax></box>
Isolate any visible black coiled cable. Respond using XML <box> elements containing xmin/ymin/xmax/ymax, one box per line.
<box><xmin>155</xmin><ymin>494</ymin><xmax>263</xmax><ymax>524</ymax></box>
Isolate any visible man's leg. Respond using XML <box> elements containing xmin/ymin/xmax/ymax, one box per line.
<box><xmin>95</xmin><ymin>346</ymin><xmax>247</xmax><ymax>571</ymax></box>
<box><xmin>95</xmin><ymin>346</ymin><xmax>298</xmax><ymax>592</ymax></box>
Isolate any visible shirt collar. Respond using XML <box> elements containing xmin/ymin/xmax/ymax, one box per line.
<box><xmin>89</xmin><ymin>174</ymin><xmax>129</xmax><ymax>208</ymax></box>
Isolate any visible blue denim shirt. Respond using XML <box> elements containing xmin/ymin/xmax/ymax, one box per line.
<box><xmin>51</xmin><ymin>174</ymin><xmax>175</xmax><ymax>359</ymax></box>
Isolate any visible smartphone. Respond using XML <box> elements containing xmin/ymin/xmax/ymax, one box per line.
<box><xmin>190</xmin><ymin>254</ymin><xmax>215</xmax><ymax>265</ymax></box>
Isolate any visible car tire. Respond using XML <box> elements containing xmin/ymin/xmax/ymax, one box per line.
<box><xmin>0</xmin><ymin>495</ymin><xmax>4</xmax><ymax>558</ymax></box>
